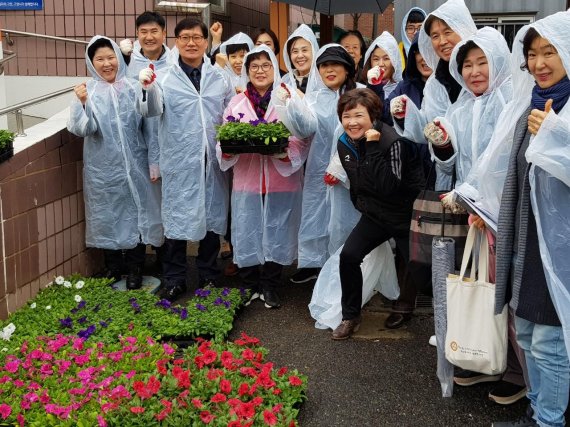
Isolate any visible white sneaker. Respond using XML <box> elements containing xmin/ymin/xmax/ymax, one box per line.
<box><xmin>429</xmin><ymin>335</ymin><xmax>437</xmax><ymax>347</ymax></box>
<box><xmin>244</xmin><ymin>292</ymin><xmax>260</xmax><ymax>306</ymax></box>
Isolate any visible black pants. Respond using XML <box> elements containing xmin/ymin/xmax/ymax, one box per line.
<box><xmin>104</xmin><ymin>243</ymin><xmax>146</xmax><ymax>273</ymax></box>
<box><xmin>161</xmin><ymin>232</ymin><xmax>221</xmax><ymax>286</ymax></box>
<box><xmin>339</xmin><ymin>215</ymin><xmax>411</xmax><ymax>320</ymax></box>
<box><xmin>239</xmin><ymin>262</ymin><xmax>283</xmax><ymax>292</ymax></box>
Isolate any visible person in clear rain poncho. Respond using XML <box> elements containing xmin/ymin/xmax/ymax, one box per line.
<box><xmin>275</xmin><ymin>44</ymin><xmax>359</xmax><ymax>284</ymax></box>
<box><xmin>390</xmin><ymin>0</ymin><xmax>476</xmax><ymax>189</ymax></box>
<box><xmin>216</xmin><ymin>32</ymin><xmax>254</xmax><ymax>94</ymax></box>
<box><xmin>217</xmin><ymin>45</ymin><xmax>309</xmax><ymax>309</ymax></box>
<box><xmin>493</xmin><ymin>11</ymin><xmax>570</xmax><ymax>427</ymax></box>
<box><xmin>281</xmin><ymin>24</ymin><xmax>319</xmax><ymax>95</ymax></box>
<box><xmin>137</xmin><ymin>18</ymin><xmax>233</xmax><ymax>301</ymax></box>
<box><xmin>398</xmin><ymin>7</ymin><xmax>427</xmax><ymax>68</ymax></box>
<box><xmin>67</xmin><ymin>36</ymin><xmax>163</xmax><ymax>290</ymax></box>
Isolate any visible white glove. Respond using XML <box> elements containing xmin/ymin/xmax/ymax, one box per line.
<box><xmin>149</xmin><ymin>164</ymin><xmax>160</xmax><ymax>182</ymax></box>
<box><xmin>119</xmin><ymin>39</ymin><xmax>133</xmax><ymax>56</ymax></box>
<box><xmin>424</xmin><ymin>120</ymin><xmax>450</xmax><ymax>147</ymax></box>
<box><xmin>441</xmin><ymin>191</ymin><xmax>466</xmax><ymax>214</ymax></box>
<box><xmin>275</xmin><ymin>83</ymin><xmax>292</xmax><ymax>102</ymax></box>
<box><xmin>390</xmin><ymin>95</ymin><xmax>407</xmax><ymax>119</ymax></box>
<box><xmin>367</xmin><ymin>66</ymin><xmax>384</xmax><ymax>85</ymax></box>
<box><xmin>139</xmin><ymin>65</ymin><xmax>156</xmax><ymax>89</ymax></box>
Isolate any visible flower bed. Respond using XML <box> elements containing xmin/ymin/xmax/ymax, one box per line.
<box><xmin>0</xmin><ymin>276</ymin><xmax>249</xmax><ymax>354</ymax></box>
<box><xmin>0</xmin><ymin>333</ymin><xmax>307</xmax><ymax>426</ymax></box>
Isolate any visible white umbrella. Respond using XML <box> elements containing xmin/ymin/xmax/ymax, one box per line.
<box><xmin>275</xmin><ymin>0</ymin><xmax>393</xmax><ymax>15</ymax></box>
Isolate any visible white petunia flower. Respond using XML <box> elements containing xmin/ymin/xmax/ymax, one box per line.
<box><xmin>55</xmin><ymin>276</ymin><xmax>65</xmax><ymax>285</ymax></box>
<box><xmin>45</xmin><ymin>305</ymin><xmax>52</xmax><ymax>310</ymax></box>
<box><xmin>30</xmin><ymin>303</ymin><xmax>36</xmax><ymax>309</ymax></box>
<box><xmin>1</xmin><ymin>348</ymin><xmax>7</xmax><ymax>352</ymax></box>
<box><xmin>74</xmin><ymin>295</ymin><xmax>82</xmax><ymax>303</ymax></box>
<box><xmin>1</xmin><ymin>323</ymin><xmax>15</xmax><ymax>341</ymax></box>
<box><xmin>75</xmin><ymin>281</ymin><xmax>85</xmax><ymax>289</ymax></box>
<box><xmin>63</xmin><ymin>281</ymin><xmax>72</xmax><ymax>288</ymax></box>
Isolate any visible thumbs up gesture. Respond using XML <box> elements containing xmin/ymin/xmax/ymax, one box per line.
<box><xmin>528</xmin><ymin>98</ymin><xmax>553</xmax><ymax>136</ymax></box>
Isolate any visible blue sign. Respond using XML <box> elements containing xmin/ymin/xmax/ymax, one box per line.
<box><xmin>0</xmin><ymin>0</ymin><xmax>43</xmax><ymax>10</ymax></box>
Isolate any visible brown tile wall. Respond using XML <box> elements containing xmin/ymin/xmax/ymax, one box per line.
<box><xmin>0</xmin><ymin>0</ymin><xmax>269</xmax><ymax>77</ymax></box>
<box><xmin>0</xmin><ymin>128</ymin><xmax>104</xmax><ymax>320</ymax></box>
<box><xmin>341</xmin><ymin>8</ymin><xmax>396</xmax><ymax>40</ymax></box>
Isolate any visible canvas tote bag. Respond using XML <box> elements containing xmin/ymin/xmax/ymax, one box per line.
<box><xmin>445</xmin><ymin>225</ymin><xmax>508</xmax><ymax>375</ymax></box>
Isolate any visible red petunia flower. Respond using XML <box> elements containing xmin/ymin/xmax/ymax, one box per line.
<box><xmin>200</xmin><ymin>410</ymin><xmax>216</xmax><ymax>424</ymax></box>
<box><xmin>211</xmin><ymin>393</ymin><xmax>227</xmax><ymax>403</ymax></box>
<box><xmin>220</xmin><ymin>379</ymin><xmax>232</xmax><ymax>394</ymax></box>
<box><xmin>288</xmin><ymin>376</ymin><xmax>303</xmax><ymax>386</ymax></box>
<box><xmin>263</xmin><ymin>410</ymin><xmax>278</xmax><ymax>426</ymax></box>
<box><xmin>130</xmin><ymin>406</ymin><xmax>145</xmax><ymax>414</ymax></box>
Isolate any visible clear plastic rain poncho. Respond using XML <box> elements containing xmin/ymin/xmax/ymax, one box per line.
<box><xmin>67</xmin><ymin>36</ymin><xmax>163</xmax><ymax>249</ymax></box>
<box><xmin>281</xmin><ymin>24</ymin><xmax>319</xmax><ymax>90</ymax></box>
<box><xmin>394</xmin><ymin>0</ymin><xmax>477</xmax><ymax>143</ymax></box>
<box><xmin>432</xmin><ymin>27</ymin><xmax>513</xmax><ymax>191</ymax></box>
<box><xmin>519</xmin><ymin>10</ymin><xmax>570</xmax><ymax>359</ymax></box>
<box><xmin>127</xmin><ymin>41</ymin><xmax>171</xmax><ymax>177</ymax></box>
<box><xmin>309</xmin><ymin>125</ymin><xmax>399</xmax><ymax>330</ymax></box>
<box><xmin>137</xmin><ymin>46</ymin><xmax>233</xmax><ymax>241</ymax></box>
<box><xmin>218</xmin><ymin>33</ymin><xmax>254</xmax><ymax>92</ymax></box>
<box><xmin>286</xmin><ymin>44</ymin><xmax>357</xmax><ymax>268</ymax></box>
<box><xmin>400</xmin><ymin>7</ymin><xmax>427</xmax><ymax>57</ymax></box>
<box><xmin>217</xmin><ymin>45</ymin><xmax>309</xmax><ymax>267</ymax></box>
<box><xmin>363</xmin><ymin>31</ymin><xmax>403</xmax><ymax>98</ymax></box>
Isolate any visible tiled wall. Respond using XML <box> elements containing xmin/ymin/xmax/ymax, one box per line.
<box><xmin>0</xmin><ymin>128</ymin><xmax>103</xmax><ymax>319</ymax></box>
<box><xmin>1</xmin><ymin>0</ymin><xmax>269</xmax><ymax>77</ymax></box>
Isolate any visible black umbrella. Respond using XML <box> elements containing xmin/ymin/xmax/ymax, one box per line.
<box><xmin>274</xmin><ymin>0</ymin><xmax>393</xmax><ymax>15</ymax></box>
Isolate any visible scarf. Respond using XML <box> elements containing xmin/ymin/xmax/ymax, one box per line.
<box><xmin>245</xmin><ymin>82</ymin><xmax>272</xmax><ymax>119</ymax></box>
<box><xmin>531</xmin><ymin>76</ymin><xmax>570</xmax><ymax>113</ymax></box>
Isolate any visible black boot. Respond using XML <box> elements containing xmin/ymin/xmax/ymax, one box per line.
<box><xmin>126</xmin><ymin>265</ymin><xmax>143</xmax><ymax>290</ymax></box>
<box><xmin>103</xmin><ymin>249</ymin><xmax>124</xmax><ymax>283</ymax></box>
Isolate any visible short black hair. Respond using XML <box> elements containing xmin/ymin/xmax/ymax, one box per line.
<box><xmin>407</xmin><ymin>10</ymin><xmax>426</xmax><ymax>24</ymax></box>
<box><xmin>424</xmin><ymin>15</ymin><xmax>449</xmax><ymax>36</ymax></box>
<box><xmin>226</xmin><ymin>43</ymin><xmax>250</xmax><ymax>56</ymax></box>
<box><xmin>338</xmin><ymin>30</ymin><xmax>367</xmax><ymax>66</ymax></box>
<box><xmin>136</xmin><ymin>11</ymin><xmax>166</xmax><ymax>30</ymax></box>
<box><xmin>520</xmin><ymin>27</ymin><xmax>541</xmax><ymax>72</ymax></box>
<box><xmin>337</xmin><ymin>88</ymin><xmax>383</xmax><ymax>123</ymax></box>
<box><xmin>174</xmin><ymin>17</ymin><xmax>207</xmax><ymax>38</ymax></box>
<box><xmin>456</xmin><ymin>40</ymin><xmax>480</xmax><ymax>74</ymax></box>
<box><xmin>88</xmin><ymin>38</ymin><xmax>114</xmax><ymax>61</ymax></box>
<box><xmin>245</xmin><ymin>51</ymin><xmax>272</xmax><ymax>72</ymax></box>
<box><xmin>251</xmin><ymin>28</ymin><xmax>280</xmax><ymax>55</ymax></box>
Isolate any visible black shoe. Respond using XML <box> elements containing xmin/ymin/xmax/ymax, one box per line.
<box><xmin>161</xmin><ymin>281</ymin><xmax>186</xmax><ymax>302</ymax></box>
<box><xmin>454</xmin><ymin>369</ymin><xmax>501</xmax><ymax>386</ymax></box>
<box><xmin>489</xmin><ymin>381</ymin><xmax>527</xmax><ymax>405</ymax></box>
<box><xmin>289</xmin><ymin>268</ymin><xmax>319</xmax><ymax>284</ymax></box>
<box><xmin>384</xmin><ymin>312</ymin><xmax>412</xmax><ymax>329</ymax></box>
<box><xmin>104</xmin><ymin>269</ymin><xmax>122</xmax><ymax>284</ymax></box>
<box><xmin>260</xmin><ymin>289</ymin><xmax>281</xmax><ymax>308</ymax></box>
<box><xmin>126</xmin><ymin>267</ymin><xmax>143</xmax><ymax>290</ymax></box>
<box><xmin>492</xmin><ymin>405</ymin><xmax>537</xmax><ymax>427</ymax></box>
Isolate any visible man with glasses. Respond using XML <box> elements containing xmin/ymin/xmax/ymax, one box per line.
<box><xmin>137</xmin><ymin>17</ymin><xmax>233</xmax><ymax>301</ymax></box>
<box><xmin>398</xmin><ymin>7</ymin><xmax>427</xmax><ymax>69</ymax></box>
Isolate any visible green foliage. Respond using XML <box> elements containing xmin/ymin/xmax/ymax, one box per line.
<box><xmin>216</xmin><ymin>121</ymin><xmax>291</xmax><ymax>144</ymax></box>
<box><xmin>0</xmin><ymin>129</ymin><xmax>14</xmax><ymax>150</ymax></box>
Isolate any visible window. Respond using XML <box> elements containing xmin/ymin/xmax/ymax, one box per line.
<box><xmin>472</xmin><ymin>15</ymin><xmax>535</xmax><ymax>50</ymax></box>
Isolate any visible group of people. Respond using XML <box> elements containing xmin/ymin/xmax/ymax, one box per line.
<box><xmin>67</xmin><ymin>1</ymin><xmax>570</xmax><ymax>426</ymax></box>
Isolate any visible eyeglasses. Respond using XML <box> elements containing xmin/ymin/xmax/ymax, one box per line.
<box><xmin>177</xmin><ymin>34</ymin><xmax>206</xmax><ymax>44</ymax></box>
<box><xmin>405</xmin><ymin>24</ymin><xmax>423</xmax><ymax>35</ymax></box>
<box><xmin>249</xmin><ymin>63</ymin><xmax>273</xmax><ymax>72</ymax></box>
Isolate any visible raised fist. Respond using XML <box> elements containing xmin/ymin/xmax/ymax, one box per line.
<box><xmin>275</xmin><ymin>83</ymin><xmax>292</xmax><ymax>102</ymax></box>
<box><xmin>424</xmin><ymin>120</ymin><xmax>449</xmax><ymax>147</ymax></box>
<box><xmin>367</xmin><ymin>66</ymin><xmax>385</xmax><ymax>85</ymax></box>
<box><xmin>119</xmin><ymin>39</ymin><xmax>134</xmax><ymax>56</ymax></box>
<box><xmin>139</xmin><ymin>64</ymin><xmax>156</xmax><ymax>89</ymax></box>
<box><xmin>390</xmin><ymin>95</ymin><xmax>407</xmax><ymax>119</ymax></box>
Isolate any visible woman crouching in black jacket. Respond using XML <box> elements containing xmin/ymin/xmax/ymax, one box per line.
<box><xmin>331</xmin><ymin>88</ymin><xmax>425</xmax><ymax>340</ymax></box>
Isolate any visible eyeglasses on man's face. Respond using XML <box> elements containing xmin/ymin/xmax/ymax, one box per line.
<box><xmin>177</xmin><ymin>34</ymin><xmax>206</xmax><ymax>44</ymax></box>
<box><xmin>406</xmin><ymin>24</ymin><xmax>423</xmax><ymax>35</ymax></box>
<box><xmin>249</xmin><ymin>62</ymin><xmax>273</xmax><ymax>72</ymax></box>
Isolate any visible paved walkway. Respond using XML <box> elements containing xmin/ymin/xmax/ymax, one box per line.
<box><xmin>173</xmin><ymin>258</ymin><xmax>527</xmax><ymax>427</ymax></box>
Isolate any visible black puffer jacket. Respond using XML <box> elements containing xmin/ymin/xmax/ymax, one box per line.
<box><xmin>337</xmin><ymin>122</ymin><xmax>425</xmax><ymax>231</ymax></box>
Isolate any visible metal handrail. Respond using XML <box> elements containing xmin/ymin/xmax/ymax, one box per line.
<box><xmin>0</xmin><ymin>50</ymin><xmax>16</xmax><ymax>74</ymax></box>
<box><xmin>0</xmin><ymin>86</ymin><xmax>75</xmax><ymax>137</ymax></box>
<box><xmin>3</xmin><ymin>29</ymin><xmax>89</xmax><ymax>45</ymax></box>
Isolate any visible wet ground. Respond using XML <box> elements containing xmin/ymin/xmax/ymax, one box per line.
<box><xmin>162</xmin><ymin>256</ymin><xmax>527</xmax><ymax>427</ymax></box>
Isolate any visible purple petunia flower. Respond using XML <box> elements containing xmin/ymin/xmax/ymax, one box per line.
<box><xmin>92</xmin><ymin>304</ymin><xmax>101</xmax><ymax>313</ymax></box>
<box><xmin>213</xmin><ymin>297</ymin><xmax>223</xmax><ymax>306</ymax></box>
<box><xmin>78</xmin><ymin>301</ymin><xmax>86</xmax><ymax>309</ymax></box>
<box><xmin>223</xmin><ymin>301</ymin><xmax>231</xmax><ymax>309</ymax></box>
<box><xmin>180</xmin><ymin>308</ymin><xmax>188</xmax><ymax>320</ymax></box>
<box><xmin>78</xmin><ymin>325</ymin><xmax>96</xmax><ymax>339</ymax></box>
<box><xmin>239</xmin><ymin>287</ymin><xmax>247</xmax><ymax>296</ymax></box>
<box><xmin>70</xmin><ymin>308</ymin><xmax>78</xmax><ymax>314</ymax></box>
<box><xmin>77</xmin><ymin>316</ymin><xmax>88</xmax><ymax>325</ymax></box>
<box><xmin>194</xmin><ymin>289</ymin><xmax>211</xmax><ymax>298</ymax></box>
<box><xmin>195</xmin><ymin>304</ymin><xmax>207</xmax><ymax>312</ymax></box>
<box><xmin>59</xmin><ymin>317</ymin><xmax>73</xmax><ymax>328</ymax></box>
<box><xmin>155</xmin><ymin>299</ymin><xmax>171</xmax><ymax>309</ymax></box>
<box><xmin>221</xmin><ymin>288</ymin><xmax>231</xmax><ymax>297</ymax></box>
<box><xmin>226</xmin><ymin>114</ymin><xmax>237</xmax><ymax>122</ymax></box>
<box><xmin>99</xmin><ymin>320</ymin><xmax>108</xmax><ymax>328</ymax></box>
